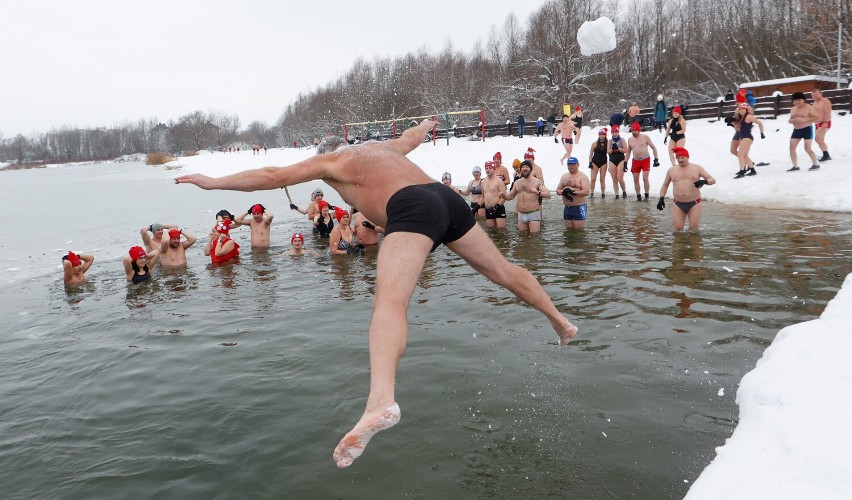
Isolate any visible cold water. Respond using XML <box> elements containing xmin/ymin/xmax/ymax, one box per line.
<box><xmin>1</xmin><ymin>162</ymin><xmax>850</xmax><ymax>499</ymax></box>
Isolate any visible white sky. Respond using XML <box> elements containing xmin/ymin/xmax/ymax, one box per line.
<box><xmin>0</xmin><ymin>0</ymin><xmax>544</xmax><ymax>137</ymax></box>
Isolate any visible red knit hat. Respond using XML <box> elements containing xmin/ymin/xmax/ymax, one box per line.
<box><xmin>129</xmin><ymin>246</ymin><xmax>147</xmax><ymax>261</ymax></box>
<box><xmin>630</xmin><ymin>121</ymin><xmax>641</xmax><ymax>132</ymax></box>
<box><xmin>672</xmin><ymin>147</ymin><xmax>690</xmax><ymax>158</ymax></box>
<box><xmin>672</xmin><ymin>106</ymin><xmax>682</xmax><ymax>114</ymax></box>
<box><xmin>523</xmin><ymin>147</ymin><xmax>535</xmax><ymax>160</ymax></box>
<box><xmin>67</xmin><ymin>251</ymin><xmax>82</xmax><ymax>267</ymax></box>
<box><xmin>168</xmin><ymin>229</ymin><xmax>181</xmax><ymax>240</ymax></box>
<box><xmin>735</xmin><ymin>92</ymin><xmax>747</xmax><ymax>104</ymax></box>
<box><xmin>215</xmin><ymin>219</ymin><xmax>231</xmax><ymax>234</ymax></box>
<box><xmin>334</xmin><ymin>207</ymin><xmax>349</xmax><ymax>222</ymax></box>
<box><xmin>492</xmin><ymin>152</ymin><xmax>502</xmax><ymax>160</ymax></box>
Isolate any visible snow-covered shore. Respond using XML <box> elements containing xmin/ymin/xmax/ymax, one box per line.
<box><xmin>163</xmin><ymin>112</ymin><xmax>851</xmax><ymax>498</ymax></box>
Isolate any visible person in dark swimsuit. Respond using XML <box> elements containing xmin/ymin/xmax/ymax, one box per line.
<box><xmin>313</xmin><ymin>201</ymin><xmax>335</xmax><ymax>237</ymax></box>
<box><xmin>665</xmin><ymin>106</ymin><xmax>686</xmax><ymax>167</ymax></box>
<box><xmin>122</xmin><ymin>246</ymin><xmax>159</xmax><ymax>283</ymax></box>
<box><xmin>733</xmin><ymin>104</ymin><xmax>765</xmax><ymax>178</ymax></box>
<box><xmin>457</xmin><ymin>166</ymin><xmax>485</xmax><ymax>217</ymax></box>
<box><xmin>588</xmin><ymin>127</ymin><xmax>609</xmax><ymax>197</ymax></box>
<box><xmin>607</xmin><ymin>125</ymin><xmax>627</xmax><ymax>198</ymax></box>
<box><xmin>176</xmin><ymin>118</ymin><xmax>579</xmax><ymax>469</ymax></box>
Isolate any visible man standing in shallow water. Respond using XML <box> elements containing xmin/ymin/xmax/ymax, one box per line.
<box><xmin>657</xmin><ymin>147</ymin><xmax>715</xmax><ymax>231</ymax></box>
<box><xmin>175</xmin><ymin>119</ymin><xmax>578</xmax><ymax>468</ymax></box>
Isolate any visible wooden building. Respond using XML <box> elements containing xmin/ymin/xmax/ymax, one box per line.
<box><xmin>740</xmin><ymin>75</ymin><xmax>849</xmax><ymax>98</ymax></box>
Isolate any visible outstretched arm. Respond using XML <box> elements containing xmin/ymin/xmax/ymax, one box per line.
<box><xmin>388</xmin><ymin>119</ymin><xmax>438</xmax><ymax>155</ymax></box>
<box><xmin>175</xmin><ymin>155</ymin><xmax>333</xmax><ymax>192</ymax></box>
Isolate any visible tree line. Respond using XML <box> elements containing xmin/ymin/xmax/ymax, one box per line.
<box><xmin>2</xmin><ymin>0</ymin><xmax>848</xmax><ymax>165</ymax></box>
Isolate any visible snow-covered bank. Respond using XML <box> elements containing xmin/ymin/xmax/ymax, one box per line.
<box><xmin>685</xmin><ymin>272</ymin><xmax>852</xmax><ymax>500</ymax></box>
<box><xmin>167</xmin><ymin>112</ymin><xmax>852</xmax><ymax>213</ymax></box>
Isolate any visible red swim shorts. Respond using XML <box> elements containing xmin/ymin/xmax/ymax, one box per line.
<box><xmin>815</xmin><ymin>121</ymin><xmax>832</xmax><ymax>129</ymax></box>
<box><xmin>631</xmin><ymin>157</ymin><xmax>651</xmax><ymax>173</ymax></box>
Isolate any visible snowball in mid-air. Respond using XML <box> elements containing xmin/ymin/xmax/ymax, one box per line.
<box><xmin>577</xmin><ymin>17</ymin><xmax>616</xmax><ymax>56</ymax></box>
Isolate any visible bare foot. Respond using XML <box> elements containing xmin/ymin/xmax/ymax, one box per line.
<box><xmin>552</xmin><ymin>315</ymin><xmax>578</xmax><ymax>346</ymax></box>
<box><xmin>333</xmin><ymin>402</ymin><xmax>401</xmax><ymax>468</ymax></box>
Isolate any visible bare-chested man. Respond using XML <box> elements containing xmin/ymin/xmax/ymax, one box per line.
<box><xmin>502</xmin><ymin>160</ymin><xmax>551</xmax><ymax>233</ymax></box>
<box><xmin>352</xmin><ymin>208</ymin><xmax>383</xmax><ymax>246</ymax></box>
<box><xmin>555</xmin><ymin>157</ymin><xmax>590</xmax><ymax>230</ymax></box>
<box><xmin>553</xmin><ymin>115</ymin><xmax>577</xmax><ymax>164</ymax></box>
<box><xmin>140</xmin><ymin>223</ymin><xmax>177</xmax><ymax>254</ymax></box>
<box><xmin>481</xmin><ymin>161</ymin><xmax>508</xmax><ymax>229</ymax></box>
<box><xmin>236</xmin><ymin>203</ymin><xmax>274</xmax><ymax>248</ymax></box>
<box><xmin>787</xmin><ymin>91</ymin><xmax>821</xmax><ymax>172</ymax></box>
<box><xmin>62</xmin><ymin>251</ymin><xmax>94</xmax><ymax>285</ymax></box>
<box><xmin>175</xmin><ymin>119</ymin><xmax>578</xmax><ymax>469</ymax></box>
<box><xmin>657</xmin><ymin>147</ymin><xmax>715</xmax><ymax>231</ymax></box>
<box><xmin>812</xmin><ymin>88</ymin><xmax>832</xmax><ymax>161</ymax></box>
<box><xmin>158</xmin><ymin>228</ymin><xmax>197</xmax><ymax>266</ymax></box>
<box><xmin>625</xmin><ymin>121</ymin><xmax>660</xmax><ymax>201</ymax></box>
<box><xmin>521</xmin><ymin>147</ymin><xmax>545</xmax><ymax>183</ymax></box>
<box><xmin>290</xmin><ymin>188</ymin><xmax>326</xmax><ymax>224</ymax></box>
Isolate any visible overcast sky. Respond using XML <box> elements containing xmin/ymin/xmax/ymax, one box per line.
<box><xmin>0</xmin><ymin>1</ymin><xmax>544</xmax><ymax>136</ymax></box>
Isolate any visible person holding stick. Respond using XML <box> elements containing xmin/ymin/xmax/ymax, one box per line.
<box><xmin>175</xmin><ymin>118</ymin><xmax>578</xmax><ymax>469</ymax></box>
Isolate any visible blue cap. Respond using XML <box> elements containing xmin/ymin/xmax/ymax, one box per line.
<box><xmin>566</xmin><ymin>157</ymin><xmax>579</xmax><ymax>165</ymax></box>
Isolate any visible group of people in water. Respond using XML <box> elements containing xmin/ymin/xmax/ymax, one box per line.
<box><xmin>59</xmin><ymin>88</ymin><xmax>836</xmax><ymax>468</ymax></box>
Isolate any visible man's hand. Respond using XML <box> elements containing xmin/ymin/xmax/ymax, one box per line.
<box><xmin>694</xmin><ymin>179</ymin><xmax>708</xmax><ymax>188</ymax></box>
<box><xmin>289</xmin><ymin>203</ymin><xmax>299</xmax><ymax>211</ymax></box>
<box><xmin>588</xmin><ymin>161</ymin><xmax>593</xmax><ymax>169</ymax></box>
<box><xmin>175</xmin><ymin>174</ymin><xmax>215</xmax><ymax>189</ymax></box>
<box><xmin>470</xmin><ymin>202</ymin><xmax>481</xmax><ymax>214</ymax></box>
<box><xmin>657</xmin><ymin>197</ymin><xmax>666</xmax><ymax>210</ymax></box>
<box><xmin>760</xmin><ymin>132</ymin><xmax>766</xmax><ymax>139</ymax></box>
<box><xmin>663</xmin><ymin>136</ymin><xmax>668</xmax><ymax>145</ymax></box>
<box><xmin>653</xmin><ymin>158</ymin><xmax>660</xmax><ymax>167</ymax></box>
<box><xmin>561</xmin><ymin>187</ymin><xmax>575</xmax><ymax>201</ymax></box>
<box><xmin>623</xmin><ymin>165</ymin><xmax>628</xmax><ymax>172</ymax></box>
<box><xmin>554</xmin><ymin>137</ymin><xmax>558</xmax><ymax>143</ymax></box>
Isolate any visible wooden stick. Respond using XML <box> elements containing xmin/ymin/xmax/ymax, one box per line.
<box><xmin>283</xmin><ymin>186</ymin><xmax>293</xmax><ymax>204</ymax></box>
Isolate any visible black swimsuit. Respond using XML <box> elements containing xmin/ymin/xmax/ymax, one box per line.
<box><xmin>592</xmin><ymin>139</ymin><xmax>608</xmax><ymax>166</ymax></box>
<box><xmin>131</xmin><ymin>264</ymin><xmax>150</xmax><ymax>284</ymax></box>
<box><xmin>315</xmin><ymin>216</ymin><xmax>334</xmax><ymax>238</ymax></box>
<box><xmin>669</xmin><ymin>119</ymin><xmax>685</xmax><ymax>142</ymax></box>
<box><xmin>384</xmin><ymin>183</ymin><xmax>477</xmax><ymax>252</ymax></box>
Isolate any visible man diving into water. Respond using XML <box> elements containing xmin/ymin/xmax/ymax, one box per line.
<box><xmin>175</xmin><ymin>119</ymin><xmax>578</xmax><ymax>468</ymax></box>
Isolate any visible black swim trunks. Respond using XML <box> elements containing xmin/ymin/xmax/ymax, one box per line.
<box><xmin>675</xmin><ymin>198</ymin><xmax>700</xmax><ymax>214</ymax></box>
<box><xmin>485</xmin><ymin>204</ymin><xmax>507</xmax><ymax>220</ymax></box>
<box><xmin>384</xmin><ymin>183</ymin><xmax>476</xmax><ymax>251</ymax></box>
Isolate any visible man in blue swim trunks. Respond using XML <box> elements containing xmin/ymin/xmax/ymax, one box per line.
<box><xmin>787</xmin><ymin>91</ymin><xmax>821</xmax><ymax>172</ymax></box>
<box><xmin>555</xmin><ymin>157</ymin><xmax>590</xmax><ymax>230</ymax></box>
<box><xmin>175</xmin><ymin>118</ymin><xmax>579</xmax><ymax>469</ymax></box>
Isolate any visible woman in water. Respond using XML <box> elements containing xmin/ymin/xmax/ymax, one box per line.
<box><xmin>608</xmin><ymin>125</ymin><xmax>627</xmax><ymax>199</ymax></box>
<box><xmin>313</xmin><ymin>201</ymin><xmax>334</xmax><ymax>238</ymax></box>
<box><xmin>123</xmin><ymin>246</ymin><xmax>159</xmax><ymax>284</ymax></box>
<box><xmin>457</xmin><ymin>166</ymin><xmax>485</xmax><ymax>218</ymax></box>
<box><xmin>204</xmin><ymin>218</ymin><xmax>240</xmax><ymax>264</ymax></box>
<box><xmin>327</xmin><ymin>208</ymin><xmax>355</xmax><ymax>256</ymax></box>
<box><xmin>588</xmin><ymin>127</ymin><xmax>609</xmax><ymax>198</ymax></box>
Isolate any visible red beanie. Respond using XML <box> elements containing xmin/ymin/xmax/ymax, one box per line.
<box><xmin>215</xmin><ymin>219</ymin><xmax>231</xmax><ymax>234</ymax></box>
<box><xmin>291</xmin><ymin>233</ymin><xmax>304</xmax><ymax>243</ymax></box>
<box><xmin>523</xmin><ymin>147</ymin><xmax>535</xmax><ymax>160</ymax></box>
<box><xmin>735</xmin><ymin>92</ymin><xmax>746</xmax><ymax>103</ymax></box>
<box><xmin>67</xmin><ymin>251</ymin><xmax>82</xmax><ymax>267</ymax></box>
<box><xmin>672</xmin><ymin>147</ymin><xmax>690</xmax><ymax>158</ymax></box>
<box><xmin>492</xmin><ymin>152</ymin><xmax>502</xmax><ymax>160</ymax></box>
<box><xmin>630</xmin><ymin>121</ymin><xmax>641</xmax><ymax>132</ymax></box>
<box><xmin>168</xmin><ymin>229</ymin><xmax>181</xmax><ymax>240</ymax></box>
<box><xmin>129</xmin><ymin>246</ymin><xmax>147</xmax><ymax>261</ymax></box>
<box><xmin>334</xmin><ymin>207</ymin><xmax>349</xmax><ymax>222</ymax></box>
<box><xmin>672</xmin><ymin>106</ymin><xmax>682</xmax><ymax>114</ymax></box>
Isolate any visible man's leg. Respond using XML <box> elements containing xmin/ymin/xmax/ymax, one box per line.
<box><xmin>815</xmin><ymin>127</ymin><xmax>828</xmax><ymax>153</ymax></box>
<box><xmin>686</xmin><ymin>204</ymin><xmax>702</xmax><ymax>230</ymax></box>
<box><xmin>803</xmin><ymin>139</ymin><xmax>818</xmax><ymax>165</ymax></box>
<box><xmin>633</xmin><ymin>172</ymin><xmax>641</xmax><ymax>196</ymax></box>
<box><xmin>643</xmin><ymin>170</ymin><xmax>650</xmax><ymax>195</ymax></box>
<box><xmin>790</xmin><ymin>138</ymin><xmax>800</xmax><ymax>167</ymax></box>
<box><xmin>528</xmin><ymin>220</ymin><xmax>542</xmax><ymax>234</ymax></box>
<box><xmin>517</xmin><ymin>219</ymin><xmax>529</xmax><ymax>232</ymax></box>
<box><xmin>445</xmin><ymin>224</ymin><xmax>577</xmax><ymax>344</ymax></box>
<box><xmin>672</xmin><ymin>205</ymin><xmax>687</xmax><ymax>231</ymax></box>
<box><xmin>333</xmin><ymin>232</ymin><xmax>433</xmax><ymax>468</ymax></box>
